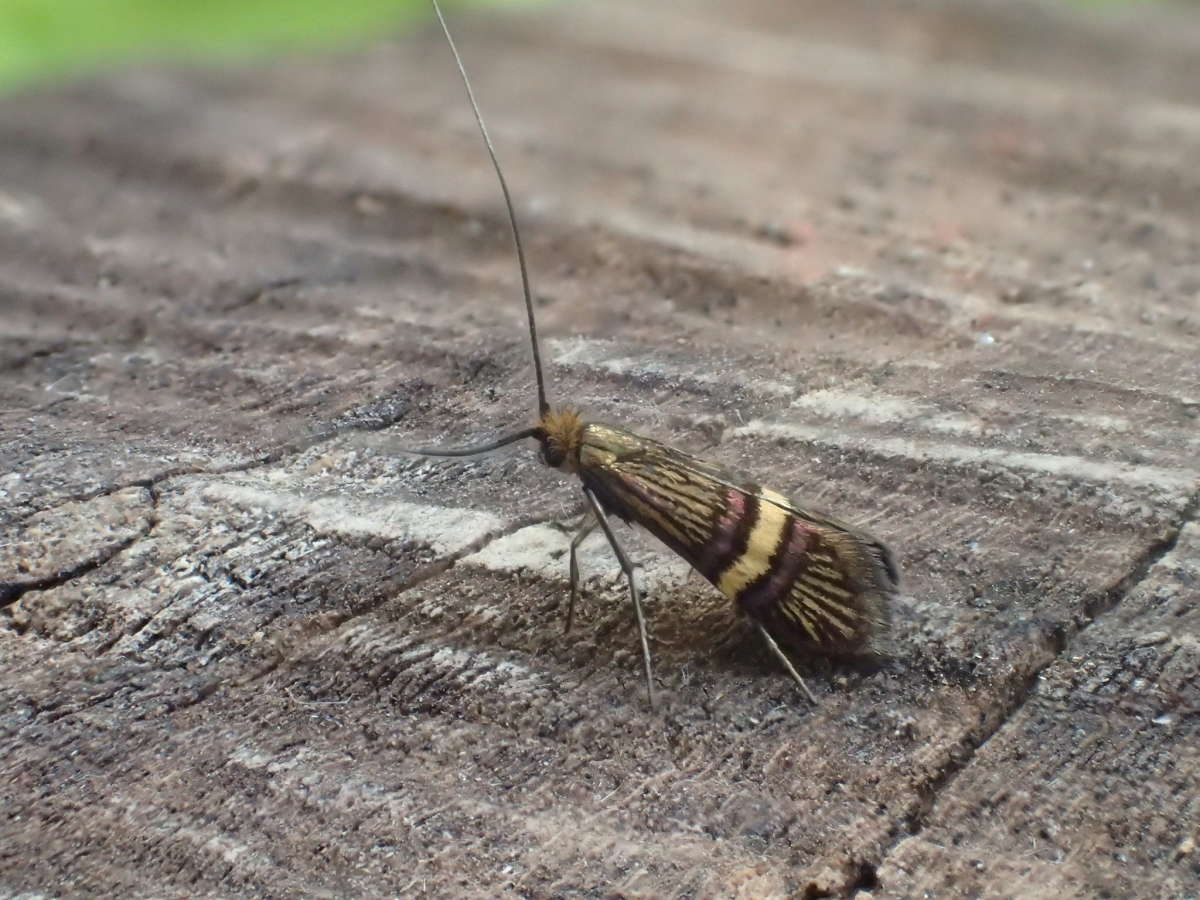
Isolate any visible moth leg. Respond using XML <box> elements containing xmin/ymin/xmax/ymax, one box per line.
<box><xmin>565</xmin><ymin>513</ymin><xmax>598</xmax><ymax>635</ymax></box>
<box><xmin>755</xmin><ymin>623</ymin><xmax>818</xmax><ymax>705</ymax></box>
<box><xmin>584</xmin><ymin>489</ymin><xmax>656</xmax><ymax>709</ymax></box>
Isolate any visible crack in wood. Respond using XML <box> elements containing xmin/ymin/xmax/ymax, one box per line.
<box><xmin>6</xmin><ymin>396</ymin><xmax>417</xmax><ymax>531</ymax></box>
<box><xmin>2</xmin><ymin>400</ymin><xmax>420</xmax><ymax>613</ymax></box>
<box><xmin>862</xmin><ymin>488</ymin><xmax>1200</xmax><ymax>895</ymax></box>
<box><xmin>1</xmin><ymin>486</ymin><xmax>159</xmax><ymax>612</ymax></box>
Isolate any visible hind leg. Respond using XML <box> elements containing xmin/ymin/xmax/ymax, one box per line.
<box><xmin>755</xmin><ymin>623</ymin><xmax>817</xmax><ymax>704</ymax></box>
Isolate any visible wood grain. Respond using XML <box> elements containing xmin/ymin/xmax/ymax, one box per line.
<box><xmin>2</xmin><ymin>1</ymin><xmax>1198</xmax><ymax>896</ymax></box>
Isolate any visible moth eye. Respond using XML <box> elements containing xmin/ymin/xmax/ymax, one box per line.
<box><xmin>542</xmin><ymin>444</ymin><xmax>565</xmax><ymax>468</ymax></box>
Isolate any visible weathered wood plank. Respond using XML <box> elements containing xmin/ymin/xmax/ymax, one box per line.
<box><xmin>880</xmin><ymin>522</ymin><xmax>1200</xmax><ymax>898</ymax></box>
<box><xmin>2</xmin><ymin>1</ymin><xmax>1198</xmax><ymax>896</ymax></box>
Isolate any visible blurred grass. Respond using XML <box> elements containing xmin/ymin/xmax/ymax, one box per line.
<box><xmin>0</xmin><ymin>0</ymin><xmax>509</xmax><ymax>91</ymax></box>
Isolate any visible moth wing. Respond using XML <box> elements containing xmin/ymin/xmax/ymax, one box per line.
<box><xmin>577</xmin><ymin>428</ymin><xmax>734</xmax><ymax>574</ymax></box>
<box><xmin>578</xmin><ymin>425</ymin><xmax>895</xmax><ymax>655</ymax></box>
<box><xmin>690</xmin><ymin>471</ymin><xmax>894</xmax><ymax>655</ymax></box>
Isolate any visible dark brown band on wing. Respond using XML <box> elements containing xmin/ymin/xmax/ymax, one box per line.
<box><xmin>736</xmin><ymin>515</ymin><xmax>815</xmax><ymax>618</ymax></box>
<box><xmin>699</xmin><ymin>488</ymin><xmax>759</xmax><ymax>581</ymax></box>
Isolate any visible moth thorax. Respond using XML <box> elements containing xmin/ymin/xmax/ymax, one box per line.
<box><xmin>538</xmin><ymin>408</ymin><xmax>585</xmax><ymax>472</ymax></box>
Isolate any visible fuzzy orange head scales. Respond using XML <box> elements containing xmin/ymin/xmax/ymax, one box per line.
<box><xmin>536</xmin><ymin>408</ymin><xmax>585</xmax><ymax>472</ymax></box>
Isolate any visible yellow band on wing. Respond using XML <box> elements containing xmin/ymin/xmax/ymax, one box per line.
<box><xmin>716</xmin><ymin>489</ymin><xmax>790</xmax><ymax>600</ymax></box>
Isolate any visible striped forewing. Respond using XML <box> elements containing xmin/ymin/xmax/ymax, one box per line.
<box><xmin>577</xmin><ymin>424</ymin><xmax>895</xmax><ymax>654</ymax></box>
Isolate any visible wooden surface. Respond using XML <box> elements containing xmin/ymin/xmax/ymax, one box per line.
<box><xmin>2</xmin><ymin>1</ymin><xmax>1198</xmax><ymax>896</ymax></box>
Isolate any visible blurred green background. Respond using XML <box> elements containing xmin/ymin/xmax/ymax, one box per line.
<box><xmin>0</xmin><ymin>0</ymin><xmax>1162</xmax><ymax>93</ymax></box>
<box><xmin>0</xmin><ymin>0</ymin><xmax>510</xmax><ymax>91</ymax></box>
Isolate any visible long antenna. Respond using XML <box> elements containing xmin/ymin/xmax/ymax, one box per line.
<box><xmin>397</xmin><ymin>426</ymin><xmax>539</xmax><ymax>457</ymax></box>
<box><xmin>431</xmin><ymin>0</ymin><xmax>550</xmax><ymax>418</ymax></box>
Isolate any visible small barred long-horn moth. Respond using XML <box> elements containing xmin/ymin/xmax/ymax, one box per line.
<box><xmin>409</xmin><ymin>0</ymin><xmax>899</xmax><ymax>708</ymax></box>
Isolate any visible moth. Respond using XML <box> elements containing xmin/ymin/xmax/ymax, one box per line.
<box><xmin>414</xmin><ymin>1</ymin><xmax>899</xmax><ymax>708</ymax></box>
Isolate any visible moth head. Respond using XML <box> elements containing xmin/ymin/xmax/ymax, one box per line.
<box><xmin>535</xmin><ymin>408</ymin><xmax>584</xmax><ymax>472</ymax></box>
